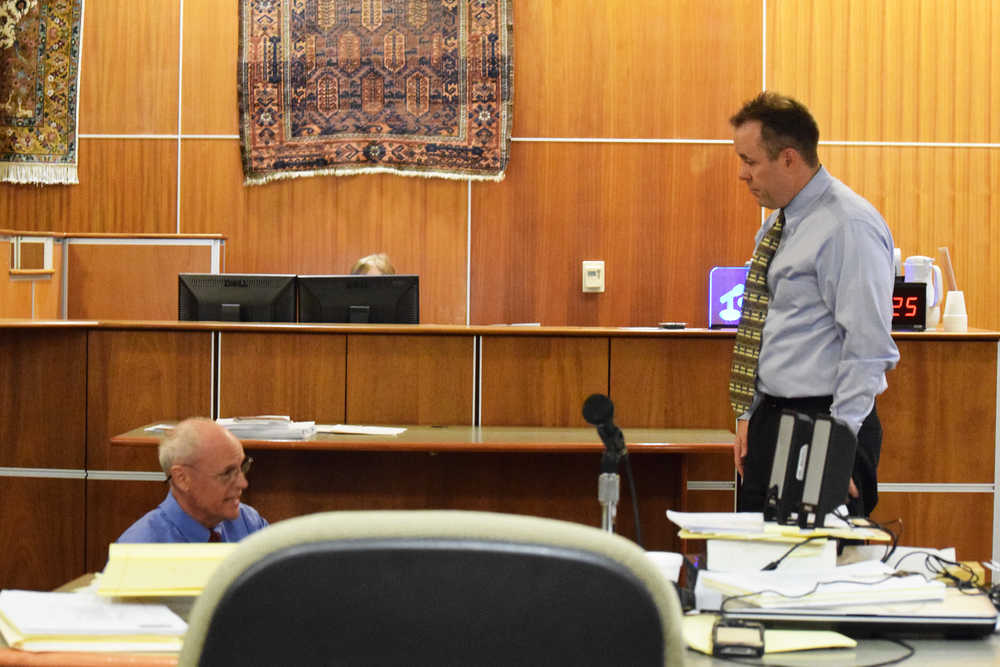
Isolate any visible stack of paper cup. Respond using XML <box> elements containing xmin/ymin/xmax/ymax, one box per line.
<box><xmin>942</xmin><ymin>291</ymin><xmax>968</xmax><ymax>332</ymax></box>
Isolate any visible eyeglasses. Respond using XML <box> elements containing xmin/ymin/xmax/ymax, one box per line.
<box><xmin>168</xmin><ymin>456</ymin><xmax>254</xmax><ymax>484</ymax></box>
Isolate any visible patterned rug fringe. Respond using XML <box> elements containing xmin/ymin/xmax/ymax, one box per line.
<box><xmin>244</xmin><ymin>165</ymin><xmax>506</xmax><ymax>187</ymax></box>
<box><xmin>0</xmin><ymin>162</ymin><xmax>78</xmax><ymax>185</ymax></box>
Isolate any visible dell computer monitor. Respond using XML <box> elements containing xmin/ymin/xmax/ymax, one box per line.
<box><xmin>297</xmin><ymin>274</ymin><xmax>419</xmax><ymax>324</ymax></box>
<box><xmin>178</xmin><ymin>273</ymin><xmax>297</xmax><ymax>322</ymax></box>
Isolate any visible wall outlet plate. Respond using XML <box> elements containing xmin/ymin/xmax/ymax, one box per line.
<box><xmin>582</xmin><ymin>260</ymin><xmax>605</xmax><ymax>293</ymax></box>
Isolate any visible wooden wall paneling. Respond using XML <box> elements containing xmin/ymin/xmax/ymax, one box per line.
<box><xmin>32</xmin><ymin>242</ymin><xmax>63</xmax><ymax>318</ymax></box>
<box><xmin>178</xmin><ymin>140</ymin><xmax>468</xmax><ymax>324</ymax></box>
<box><xmin>246</xmin><ymin>449</ymin><xmax>681</xmax><ymax>552</ymax></box>
<box><xmin>244</xmin><ymin>450</ymin><xmax>439</xmax><ymax>520</ymax></box>
<box><xmin>769</xmin><ymin>0</ymin><xmax>998</xmax><ymax>143</ymax></box>
<box><xmin>685</xmin><ymin>454</ymin><xmax>735</xmax><ymax>483</ymax></box>
<box><xmin>346</xmin><ymin>334</ymin><xmax>474</xmax><ymax>425</ymax></box>
<box><xmin>0</xmin><ymin>329</ymin><xmax>87</xmax><ymax>468</ymax></box>
<box><xmin>18</xmin><ymin>242</ymin><xmax>44</xmax><ymax>269</ymax></box>
<box><xmin>512</xmin><ymin>0</ymin><xmax>762</xmax><ymax>138</ymax></box>
<box><xmin>821</xmin><ymin>147</ymin><xmax>1000</xmax><ymax>331</ymax></box>
<box><xmin>181</xmin><ymin>0</ymin><xmax>239</xmax><ymax>135</ymax></box>
<box><xmin>0</xmin><ymin>249</ymin><xmax>32</xmax><ymax>317</ymax></box>
<box><xmin>872</xmin><ymin>492</ymin><xmax>994</xmax><ymax>563</ymax></box>
<box><xmin>0</xmin><ymin>140</ymin><xmax>179</xmax><ymax>235</ymax></box>
<box><xmin>0</xmin><ymin>240</ymin><xmax>61</xmax><ymax>318</ymax></box>
<box><xmin>480</xmin><ymin>335</ymin><xmax>608</xmax><ymax>426</ymax></box>
<box><xmin>219</xmin><ymin>331</ymin><xmax>347</xmax><ymax>422</ymax></box>
<box><xmin>610</xmin><ymin>336</ymin><xmax>735</xmax><ymax>430</ymax></box>
<box><xmin>0</xmin><ymin>478</ymin><xmax>85</xmax><ymax>590</ymax></box>
<box><xmin>878</xmin><ymin>339</ymin><xmax>996</xmax><ymax>484</ymax></box>
<box><xmin>682</xmin><ymin>490</ymin><xmax>736</xmax><ymax>514</ymax></box>
<box><xmin>85</xmin><ymin>479</ymin><xmax>169</xmax><ymax>573</ymax></box>
<box><xmin>470</xmin><ymin>143</ymin><xmax>760</xmax><ymax>327</ymax></box>
<box><xmin>79</xmin><ymin>0</ymin><xmax>180</xmax><ymax>134</ymax></box>
<box><xmin>66</xmin><ymin>243</ymin><xmax>213</xmax><ymax>320</ymax></box>
<box><xmin>86</xmin><ymin>329</ymin><xmax>213</xmax><ymax>471</ymax></box>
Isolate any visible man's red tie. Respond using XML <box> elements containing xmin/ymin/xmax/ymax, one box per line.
<box><xmin>209</xmin><ymin>530</ymin><xmax>222</xmax><ymax>542</ymax></box>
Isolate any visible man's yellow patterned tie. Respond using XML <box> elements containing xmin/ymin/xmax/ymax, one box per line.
<box><xmin>729</xmin><ymin>209</ymin><xmax>785</xmax><ymax>417</ymax></box>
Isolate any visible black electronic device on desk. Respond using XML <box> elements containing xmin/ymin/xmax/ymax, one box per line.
<box><xmin>798</xmin><ymin>415</ymin><xmax>857</xmax><ymax>528</ymax></box>
<box><xmin>297</xmin><ymin>274</ymin><xmax>419</xmax><ymax>324</ymax></box>
<box><xmin>764</xmin><ymin>411</ymin><xmax>813</xmax><ymax>524</ymax></box>
<box><xmin>178</xmin><ymin>273</ymin><xmax>297</xmax><ymax>323</ymax></box>
<box><xmin>891</xmin><ymin>279</ymin><xmax>926</xmax><ymax>330</ymax></box>
<box><xmin>764</xmin><ymin>411</ymin><xmax>857</xmax><ymax>528</ymax></box>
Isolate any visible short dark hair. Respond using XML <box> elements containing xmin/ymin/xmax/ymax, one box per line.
<box><xmin>730</xmin><ymin>92</ymin><xmax>820</xmax><ymax>167</ymax></box>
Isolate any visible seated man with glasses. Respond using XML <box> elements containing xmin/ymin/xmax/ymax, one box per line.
<box><xmin>117</xmin><ymin>417</ymin><xmax>268</xmax><ymax>543</ymax></box>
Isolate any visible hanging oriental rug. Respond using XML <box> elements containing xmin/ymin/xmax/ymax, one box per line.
<box><xmin>0</xmin><ymin>0</ymin><xmax>83</xmax><ymax>184</ymax></box>
<box><xmin>238</xmin><ymin>0</ymin><xmax>513</xmax><ymax>185</ymax></box>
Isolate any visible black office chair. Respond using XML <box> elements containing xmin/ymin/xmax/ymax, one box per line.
<box><xmin>178</xmin><ymin>510</ymin><xmax>685</xmax><ymax>666</ymax></box>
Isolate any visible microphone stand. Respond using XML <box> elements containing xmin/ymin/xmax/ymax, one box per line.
<box><xmin>599</xmin><ymin>449</ymin><xmax>622</xmax><ymax>533</ymax></box>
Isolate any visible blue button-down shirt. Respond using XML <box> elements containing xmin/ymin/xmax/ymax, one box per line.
<box><xmin>753</xmin><ymin>166</ymin><xmax>900</xmax><ymax>435</ymax></box>
<box><xmin>117</xmin><ymin>489</ymin><xmax>268</xmax><ymax>543</ymax></box>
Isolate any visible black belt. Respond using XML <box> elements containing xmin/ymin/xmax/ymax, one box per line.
<box><xmin>761</xmin><ymin>393</ymin><xmax>833</xmax><ymax>411</ymax></box>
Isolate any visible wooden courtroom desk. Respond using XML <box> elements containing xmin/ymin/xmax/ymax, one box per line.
<box><xmin>3</xmin><ymin>637</ymin><xmax>999</xmax><ymax>667</ymax></box>
<box><xmin>112</xmin><ymin>424</ymin><xmax>735</xmax><ymax>454</ymax></box>
<box><xmin>113</xmin><ymin>424</ymin><xmax>734</xmax><ymax>555</ymax></box>
<box><xmin>0</xmin><ymin>649</ymin><xmax>175</xmax><ymax>666</ymax></box>
<box><xmin>2</xmin><ymin>320</ymin><xmax>998</xmax><ymax>590</ymax></box>
<box><xmin>684</xmin><ymin>634</ymin><xmax>1000</xmax><ymax>666</ymax></box>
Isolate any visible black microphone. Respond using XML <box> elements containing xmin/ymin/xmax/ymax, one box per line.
<box><xmin>583</xmin><ymin>394</ymin><xmax>627</xmax><ymax>472</ymax></box>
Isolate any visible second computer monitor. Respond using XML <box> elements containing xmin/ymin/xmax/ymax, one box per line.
<box><xmin>297</xmin><ymin>274</ymin><xmax>419</xmax><ymax>324</ymax></box>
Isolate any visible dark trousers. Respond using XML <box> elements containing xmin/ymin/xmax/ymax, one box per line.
<box><xmin>737</xmin><ymin>395</ymin><xmax>882</xmax><ymax>517</ymax></box>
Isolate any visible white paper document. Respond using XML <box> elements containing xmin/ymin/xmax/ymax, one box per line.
<box><xmin>0</xmin><ymin>590</ymin><xmax>185</xmax><ymax>652</ymax></box>
<box><xmin>217</xmin><ymin>416</ymin><xmax>315</xmax><ymax>440</ymax></box>
<box><xmin>666</xmin><ymin>510</ymin><xmax>766</xmax><ymax>535</ymax></box>
<box><xmin>315</xmin><ymin>424</ymin><xmax>407</xmax><ymax>436</ymax></box>
<box><xmin>697</xmin><ymin>561</ymin><xmax>946</xmax><ymax>609</ymax></box>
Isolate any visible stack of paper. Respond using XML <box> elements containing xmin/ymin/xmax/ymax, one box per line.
<box><xmin>0</xmin><ymin>590</ymin><xmax>185</xmax><ymax>652</ymax></box>
<box><xmin>315</xmin><ymin>424</ymin><xmax>407</xmax><ymax>436</ymax></box>
<box><xmin>666</xmin><ymin>510</ymin><xmax>891</xmax><ymax>542</ymax></box>
<box><xmin>99</xmin><ymin>543</ymin><xmax>236</xmax><ymax>597</ymax></box>
<box><xmin>666</xmin><ymin>511</ymin><xmax>766</xmax><ymax>535</ymax></box>
<box><xmin>217</xmin><ymin>416</ymin><xmax>315</xmax><ymax>440</ymax></box>
<box><xmin>706</xmin><ymin>537</ymin><xmax>837</xmax><ymax>573</ymax></box>
<box><xmin>697</xmin><ymin>561</ymin><xmax>946</xmax><ymax>610</ymax></box>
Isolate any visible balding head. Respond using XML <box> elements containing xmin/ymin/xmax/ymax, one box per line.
<box><xmin>158</xmin><ymin>417</ymin><xmax>232</xmax><ymax>474</ymax></box>
<box><xmin>160</xmin><ymin>418</ymin><xmax>250</xmax><ymax>530</ymax></box>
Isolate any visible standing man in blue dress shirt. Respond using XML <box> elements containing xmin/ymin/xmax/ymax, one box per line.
<box><xmin>118</xmin><ymin>418</ymin><xmax>268</xmax><ymax>543</ymax></box>
<box><xmin>729</xmin><ymin>92</ymin><xmax>899</xmax><ymax>517</ymax></box>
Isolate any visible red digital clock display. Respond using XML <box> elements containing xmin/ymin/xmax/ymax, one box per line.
<box><xmin>893</xmin><ymin>295</ymin><xmax>920</xmax><ymax>318</ymax></box>
<box><xmin>891</xmin><ymin>281</ymin><xmax>926</xmax><ymax>330</ymax></box>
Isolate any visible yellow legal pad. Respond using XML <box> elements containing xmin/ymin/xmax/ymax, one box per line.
<box><xmin>98</xmin><ymin>543</ymin><xmax>237</xmax><ymax>597</ymax></box>
<box><xmin>683</xmin><ymin>613</ymin><xmax>856</xmax><ymax>655</ymax></box>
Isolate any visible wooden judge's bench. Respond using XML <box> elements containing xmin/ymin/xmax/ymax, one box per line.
<box><xmin>0</xmin><ymin>320</ymin><xmax>996</xmax><ymax>592</ymax></box>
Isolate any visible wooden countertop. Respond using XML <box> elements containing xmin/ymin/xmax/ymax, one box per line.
<box><xmin>113</xmin><ymin>424</ymin><xmax>735</xmax><ymax>454</ymax></box>
<box><xmin>3</xmin><ymin>320</ymin><xmax>997</xmax><ymax>339</ymax></box>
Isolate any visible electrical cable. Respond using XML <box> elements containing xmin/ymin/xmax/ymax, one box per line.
<box><xmin>760</xmin><ymin>535</ymin><xmax>829</xmax><ymax>571</ymax></box>
<box><xmin>621</xmin><ymin>452</ymin><xmax>642</xmax><ymax>549</ymax></box>
<box><xmin>831</xmin><ymin>509</ymin><xmax>902</xmax><ymax>563</ymax></box>
<box><xmin>719</xmin><ymin>572</ymin><xmax>900</xmax><ymax>615</ymax></box>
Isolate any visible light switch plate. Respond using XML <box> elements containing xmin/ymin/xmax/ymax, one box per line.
<box><xmin>582</xmin><ymin>260</ymin><xmax>605</xmax><ymax>293</ymax></box>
